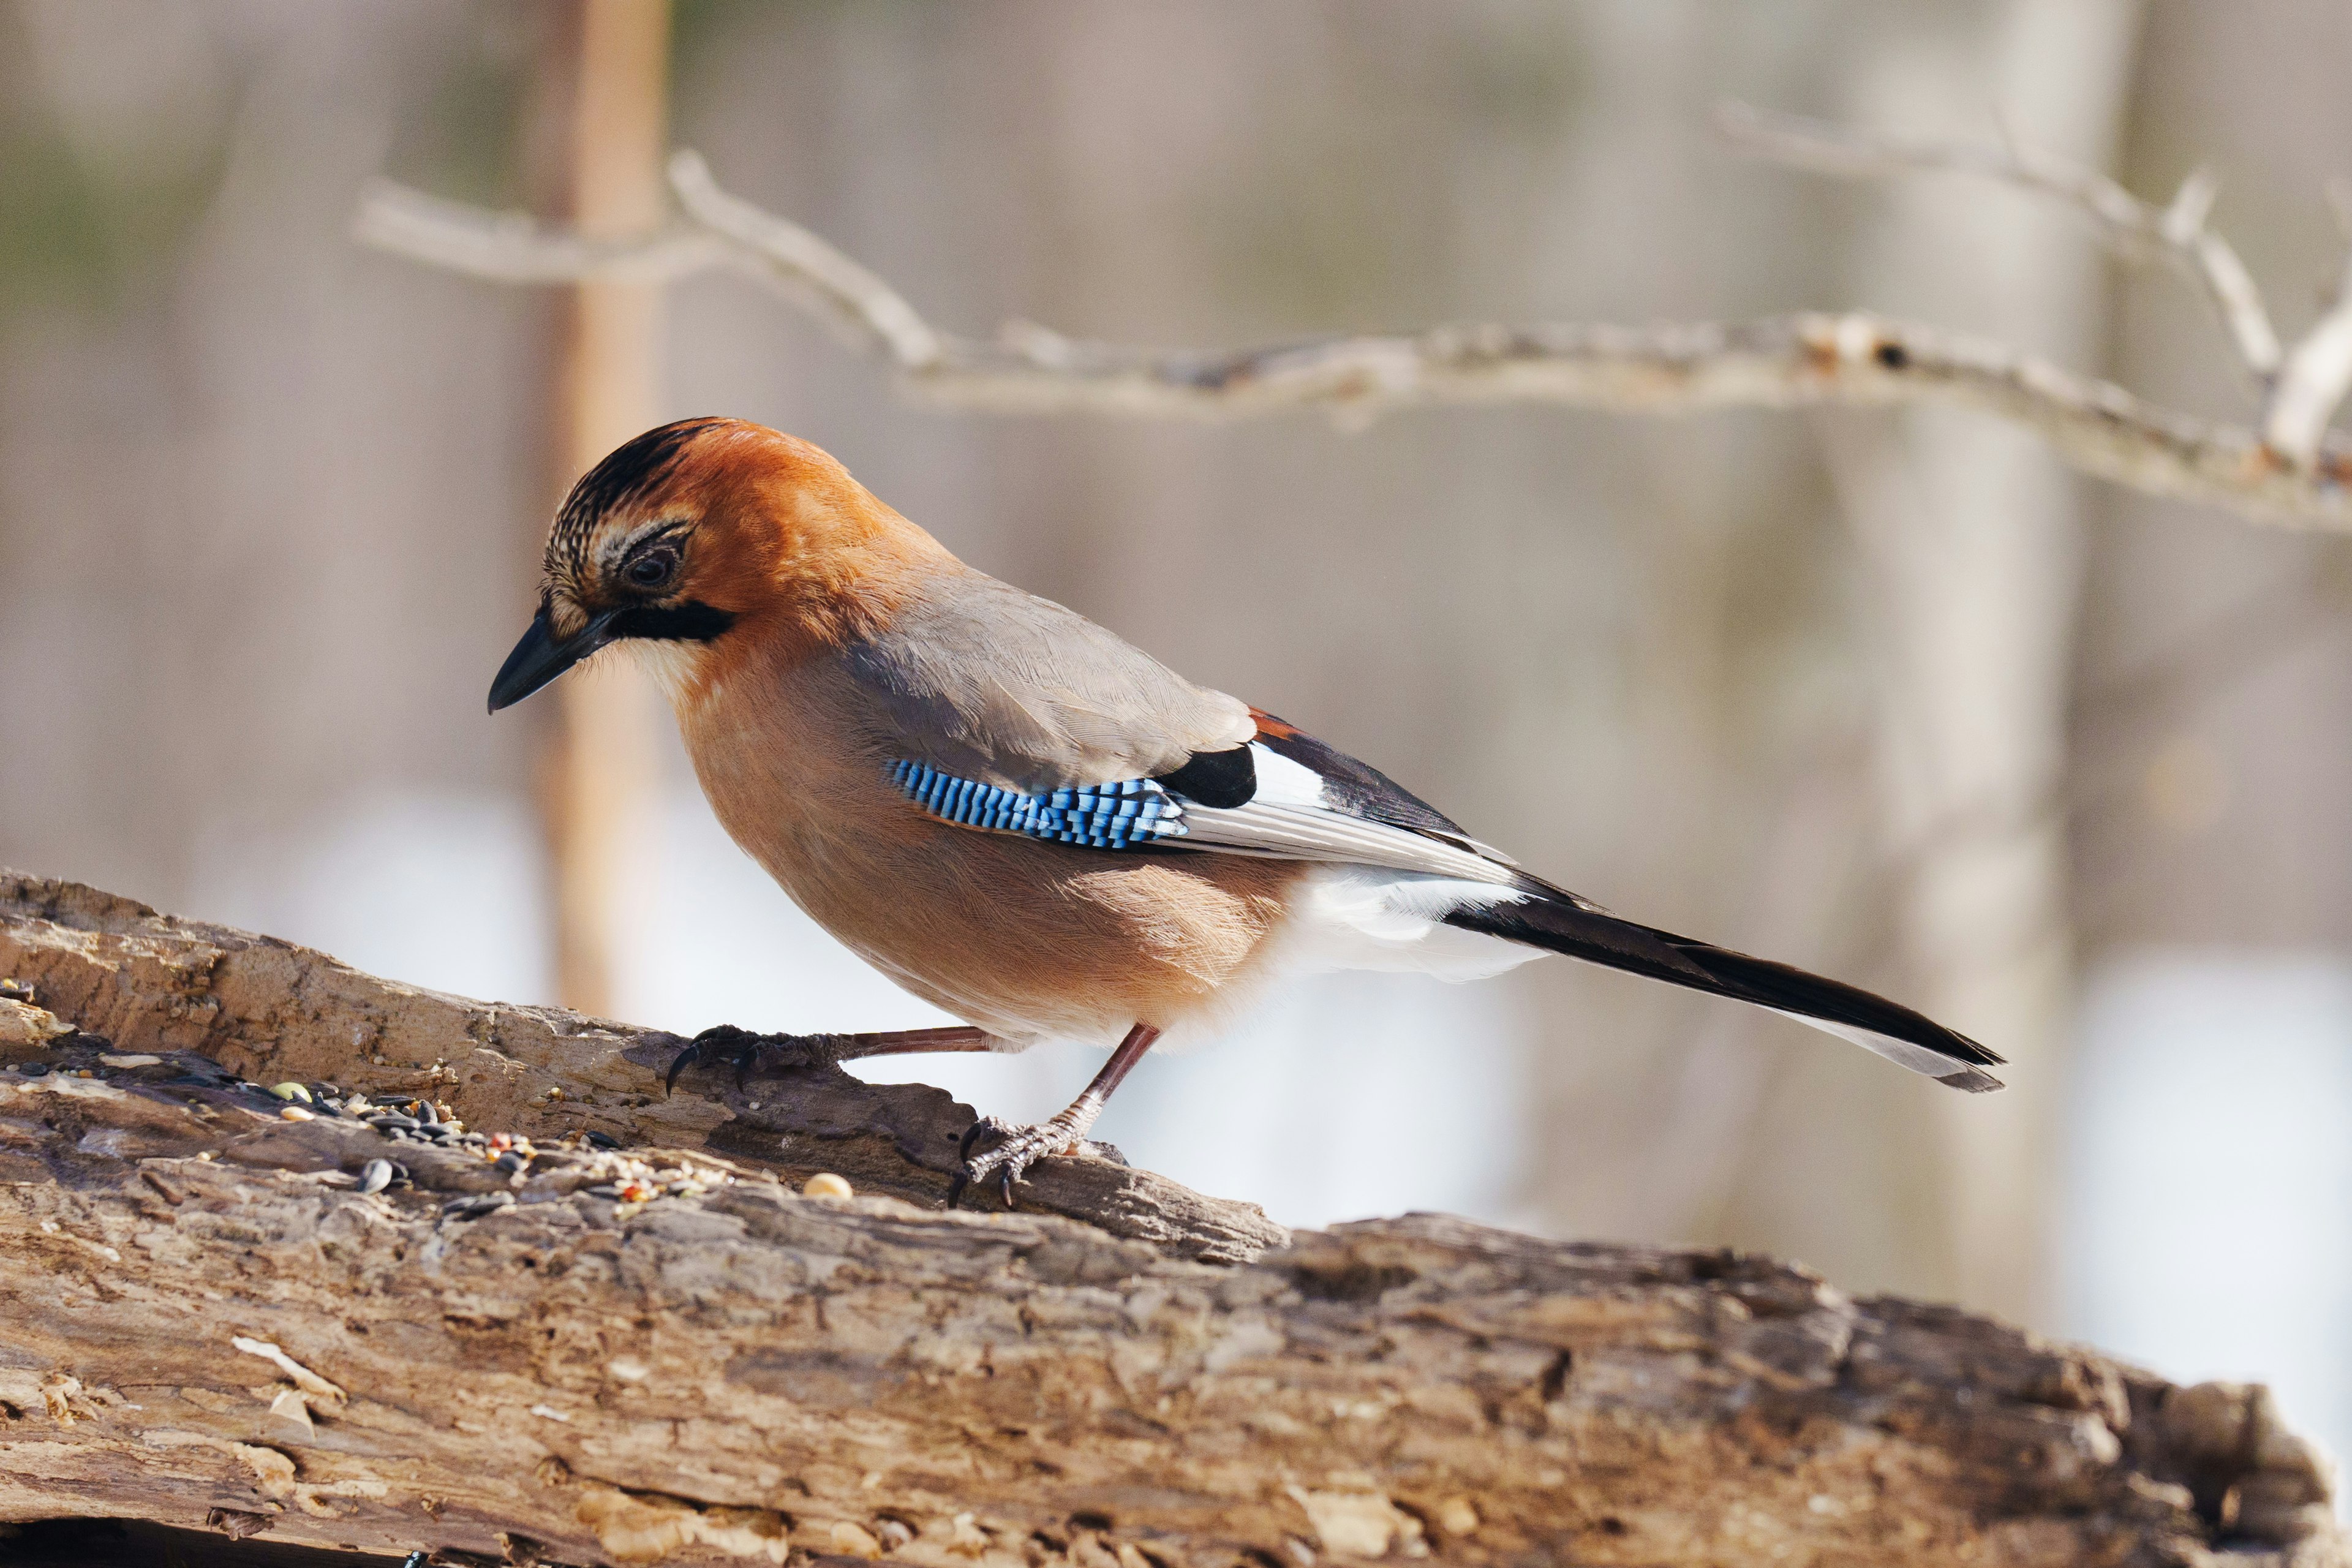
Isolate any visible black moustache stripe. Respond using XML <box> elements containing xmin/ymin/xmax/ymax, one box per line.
<box><xmin>611</xmin><ymin>600</ymin><xmax>737</xmax><ymax>643</ymax></box>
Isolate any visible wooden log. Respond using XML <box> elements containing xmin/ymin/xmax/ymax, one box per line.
<box><xmin>0</xmin><ymin>870</ymin><xmax>2340</xmax><ymax>1567</ymax></box>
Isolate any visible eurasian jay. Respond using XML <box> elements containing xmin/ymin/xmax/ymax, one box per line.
<box><xmin>489</xmin><ymin>417</ymin><xmax>2002</xmax><ymax>1204</ymax></box>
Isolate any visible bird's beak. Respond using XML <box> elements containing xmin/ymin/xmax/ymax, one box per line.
<box><xmin>487</xmin><ymin>605</ymin><xmax>620</xmax><ymax>714</ymax></box>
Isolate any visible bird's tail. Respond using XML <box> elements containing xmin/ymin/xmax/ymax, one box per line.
<box><xmin>1444</xmin><ymin>880</ymin><xmax>2004</xmax><ymax>1092</ymax></box>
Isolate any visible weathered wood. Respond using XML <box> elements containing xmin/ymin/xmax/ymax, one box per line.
<box><xmin>0</xmin><ymin>871</ymin><xmax>2341</xmax><ymax>1568</ymax></box>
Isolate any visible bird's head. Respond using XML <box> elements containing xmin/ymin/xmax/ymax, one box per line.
<box><xmin>488</xmin><ymin>417</ymin><xmax>947</xmax><ymax>713</ymax></box>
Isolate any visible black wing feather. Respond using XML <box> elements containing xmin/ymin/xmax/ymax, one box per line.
<box><xmin>1246</xmin><ymin>709</ymin><xmax>1474</xmax><ymax>840</ymax></box>
<box><xmin>1152</xmin><ymin>745</ymin><xmax>1256</xmax><ymax>808</ymax></box>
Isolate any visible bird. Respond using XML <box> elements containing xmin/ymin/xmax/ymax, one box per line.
<box><xmin>489</xmin><ymin>417</ymin><xmax>2002</xmax><ymax>1205</ymax></box>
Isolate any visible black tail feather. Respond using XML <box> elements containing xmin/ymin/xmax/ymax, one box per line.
<box><xmin>1445</xmin><ymin>885</ymin><xmax>2004</xmax><ymax>1093</ymax></box>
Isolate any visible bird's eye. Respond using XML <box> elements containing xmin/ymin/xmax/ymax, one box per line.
<box><xmin>624</xmin><ymin>548</ymin><xmax>678</xmax><ymax>590</ymax></box>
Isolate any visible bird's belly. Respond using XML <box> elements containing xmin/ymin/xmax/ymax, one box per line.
<box><xmin>722</xmin><ymin>804</ymin><xmax>1305</xmax><ymax>1048</ymax></box>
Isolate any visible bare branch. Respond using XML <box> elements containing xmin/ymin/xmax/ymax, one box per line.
<box><xmin>665</xmin><ymin>151</ymin><xmax>943</xmax><ymax>366</ymax></box>
<box><xmin>352</xmin><ymin>178</ymin><xmax>722</xmax><ymax>285</ymax></box>
<box><xmin>353</xmin><ymin>153</ymin><xmax>2352</xmax><ymax>528</ymax></box>
<box><xmin>1717</xmin><ymin>101</ymin><xmax>2285</xmax><ymax>381</ymax></box>
<box><xmin>2264</xmin><ymin>181</ymin><xmax>2352</xmax><ymax>466</ymax></box>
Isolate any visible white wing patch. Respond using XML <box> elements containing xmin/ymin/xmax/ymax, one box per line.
<box><xmin>1173</xmin><ymin>742</ymin><xmax>1520</xmax><ymax>886</ymax></box>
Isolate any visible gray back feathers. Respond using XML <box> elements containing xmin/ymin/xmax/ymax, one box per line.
<box><xmin>842</xmin><ymin>568</ymin><xmax>1253</xmax><ymax>793</ymax></box>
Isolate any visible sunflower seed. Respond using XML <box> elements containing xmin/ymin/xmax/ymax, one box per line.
<box><xmin>357</xmin><ymin>1159</ymin><xmax>393</xmax><ymax>1195</ymax></box>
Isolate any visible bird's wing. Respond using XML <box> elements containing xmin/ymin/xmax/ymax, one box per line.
<box><xmin>844</xmin><ymin>569</ymin><xmax>1510</xmax><ymax>880</ymax></box>
<box><xmin>1163</xmin><ymin>710</ymin><xmax>1521</xmax><ymax>883</ymax></box>
<box><xmin>855</xmin><ymin>609</ymin><xmax>2002</xmax><ymax>1091</ymax></box>
<box><xmin>844</xmin><ymin>568</ymin><xmax>1254</xmax><ymax>791</ymax></box>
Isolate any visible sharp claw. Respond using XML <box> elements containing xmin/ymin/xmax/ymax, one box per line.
<box><xmin>944</xmin><ymin>1174</ymin><xmax>968</xmax><ymax>1208</ymax></box>
<box><xmin>663</xmin><ymin>1044</ymin><xmax>698</xmax><ymax>1096</ymax></box>
<box><xmin>998</xmin><ymin>1167</ymin><xmax>1016</xmax><ymax>1208</ymax></box>
<box><xmin>957</xmin><ymin>1119</ymin><xmax>987</xmax><ymax>1161</ymax></box>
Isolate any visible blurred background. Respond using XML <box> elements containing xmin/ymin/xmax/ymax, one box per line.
<box><xmin>4</xmin><ymin>0</ymin><xmax>2351</xmax><ymax>1472</ymax></box>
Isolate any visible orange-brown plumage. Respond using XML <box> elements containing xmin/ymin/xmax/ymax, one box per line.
<box><xmin>535</xmin><ymin>416</ymin><xmax>1302</xmax><ymax>1049</ymax></box>
<box><xmin>493</xmin><ymin>417</ymin><xmax>2005</xmax><ymax>1203</ymax></box>
<box><xmin>544</xmin><ymin>420</ymin><xmax>952</xmax><ymax>700</ymax></box>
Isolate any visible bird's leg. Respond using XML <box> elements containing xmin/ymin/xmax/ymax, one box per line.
<box><xmin>663</xmin><ymin>1023</ymin><xmax>996</xmax><ymax>1094</ymax></box>
<box><xmin>949</xmin><ymin>1022</ymin><xmax>1161</xmax><ymax>1209</ymax></box>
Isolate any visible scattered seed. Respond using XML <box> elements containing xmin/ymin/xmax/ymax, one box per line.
<box><xmin>0</xmin><ymin>980</ymin><xmax>31</xmax><ymax>1002</ymax></box>
<box><xmin>280</xmin><ymin>1106</ymin><xmax>314</xmax><ymax>1122</ymax></box>
<box><xmin>367</xmin><ymin>1114</ymin><xmax>419</xmax><ymax>1131</ymax></box>
<box><xmin>802</xmin><ymin>1172</ymin><xmax>853</xmax><ymax>1200</ymax></box>
<box><xmin>15</xmin><ymin>1063</ymin><xmax>45</xmax><ymax>1077</ymax></box>
<box><xmin>494</xmin><ymin>1153</ymin><xmax>527</xmax><ymax>1175</ymax></box>
<box><xmin>585</xmin><ymin>1184</ymin><xmax>621</xmax><ymax>1199</ymax></box>
<box><xmin>357</xmin><ymin>1159</ymin><xmax>393</xmax><ymax>1195</ymax></box>
<box><xmin>830</xmin><ymin>1522</ymin><xmax>882</xmax><ymax>1559</ymax></box>
<box><xmin>1434</xmin><ymin>1498</ymin><xmax>1479</xmax><ymax>1537</ymax></box>
<box><xmin>544</xmin><ymin>1087</ymin><xmax>565</xmax><ymax>1102</ymax></box>
<box><xmin>584</xmin><ymin>1130</ymin><xmax>619</xmax><ymax>1150</ymax></box>
<box><xmin>267</xmin><ymin>1082</ymin><xmax>312</xmax><ymax>1103</ymax></box>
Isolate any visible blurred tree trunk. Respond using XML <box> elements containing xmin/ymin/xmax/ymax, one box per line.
<box><xmin>1821</xmin><ymin>1</ymin><xmax>2144</xmax><ymax>1324</ymax></box>
<box><xmin>533</xmin><ymin>0</ymin><xmax>671</xmax><ymax>1017</ymax></box>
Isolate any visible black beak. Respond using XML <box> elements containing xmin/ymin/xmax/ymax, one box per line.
<box><xmin>487</xmin><ymin>606</ymin><xmax>619</xmax><ymax>714</ymax></box>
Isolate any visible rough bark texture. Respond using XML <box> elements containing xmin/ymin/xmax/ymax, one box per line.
<box><xmin>0</xmin><ymin>870</ymin><xmax>2340</xmax><ymax>1568</ymax></box>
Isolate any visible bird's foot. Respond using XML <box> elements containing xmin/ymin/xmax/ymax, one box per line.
<box><xmin>662</xmin><ymin>1025</ymin><xmax>843</xmax><ymax>1095</ymax></box>
<box><xmin>946</xmin><ymin>1115</ymin><xmax>1126</xmax><ymax>1208</ymax></box>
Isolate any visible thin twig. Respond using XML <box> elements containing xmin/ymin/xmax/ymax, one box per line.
<box><xmin>666</xmin><ymin>153</ymin><xmax>943</xmax><ymax>366</ymax></box>
<box><xmin>1717</xmin><ymin>101</ymin><xmax>2283</xmax><ymax>383</ymax></box>
<box><xmin>353</xmin><ymin>149</ymin><xmax>2352</xmax><ymax>527</ymax></box>
<box><xmin>1717</xmin><ymin>102</ymin><xmax>2352</xmax><ymax>469</ymax></box>
<box><xmin>2264</xmin><ymin>181</ymin><xmax>2352</xmax><ymax>465</ymax></box>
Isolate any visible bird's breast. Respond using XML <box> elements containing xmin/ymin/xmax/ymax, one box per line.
<box><xmin>675</xmin><ymin>660</ymin><xmax>1305</xmax><ymax>1047</ymax></box>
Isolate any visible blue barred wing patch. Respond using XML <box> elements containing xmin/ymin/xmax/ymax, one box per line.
<box><xmin>890</xmin><ymin>760</ymin><xmax>1189</xmax><ymax>850</ymax></box>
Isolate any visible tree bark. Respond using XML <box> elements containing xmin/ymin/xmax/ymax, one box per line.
<box><xmin>0</xmin><ymin>871</ymin><xmax>2340</xmax><ymax>1568</ymax></box>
